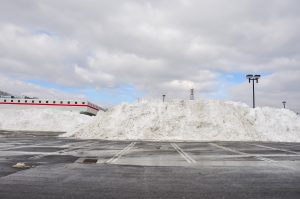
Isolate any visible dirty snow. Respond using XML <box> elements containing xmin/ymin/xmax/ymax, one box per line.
<box><xmin>65</xmin><ymin>100</ymin><xmax>300</xmax><ymax>142</ymax></box>
<box><xmin>0</xmin><ymin>109</ymin><xmax>93</xmax><ymax>132</ymax></box>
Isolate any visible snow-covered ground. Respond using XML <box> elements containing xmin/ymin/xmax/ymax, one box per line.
<box><xmin>0</xmin><ymin>109</ymin><xmax>93</xmax><ymax>132</ymax></box>
<box><xmin>64</xmin><ymin>100</ymin><xmax>300</xmax><ymax>142</ymax></box>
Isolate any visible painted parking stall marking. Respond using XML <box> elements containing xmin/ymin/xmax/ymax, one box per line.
<box><xmin>106</xmin><ymin>142</ymin><xmax>136</xmax><ymax>164</ymax></box>
<box><xmin>31</xmin><ymin>141</ymin><xmax>98</xmax><ymax>160</ymax></box>
<box><xmin>248</xmin><ymin>143</ymin><xmax>299</xmax><ymax>154</ymax></box>
<box><xmin>171</xmin><ymin>143</ymin><xmax>196</xmax><ymax>164</ymax></box>
<box><xmin>3</xmin><ymin>140</ymin><xmax>64</xmax><ymax>151</ymax></box>
<box><xmin>209</xmin><ymin>143</ymin><xmax>275</xmax><ymax>162</ymax></box>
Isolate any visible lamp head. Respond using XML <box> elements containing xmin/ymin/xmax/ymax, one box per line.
<box><xmin>246</xmin><ymin>74</ymin><xmax>253</xmax><ymax>79</ymax></box>
<box><xmin>254</xmin><ymin>75</ymin><xmax>261</xmax><ymax>80</ymax></box>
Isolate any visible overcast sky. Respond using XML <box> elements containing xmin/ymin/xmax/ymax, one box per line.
<box><xmin>0</xmin><ymin>0</ymin><xmax>299</xmax><ymax>111</ymax></box>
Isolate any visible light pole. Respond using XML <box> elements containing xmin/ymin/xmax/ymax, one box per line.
<box><xmin>162</xmin><ymin>94</ymin><xmax>166</xmax><ymax>102</ymax></box>
<box><xmin>282</xmin><ymin>101</ymin><xmax>286</xmax><ymax>109</ymax></box>
<box><xmin>246</xmin><ymin>74</ymin><xmax>261</xmax><ymax>108</ymax></box>
<box><xmin>190</xmin><ymin>89</ymin><xmax>194</xmax><ymax>100</ymax></box>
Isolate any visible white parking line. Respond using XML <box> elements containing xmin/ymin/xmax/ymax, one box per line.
<box><xmin>209</xmin><ymin>143</ymin><xmax>246</xmax><ymax>155</ymax></box>
<box><xmin>171</xmin><ymin>143</ymin><xmax>196</xmax><ymax>164</ymax></box>
<box><xmin>209</xmin><ymin>143</ymin><xmax>275</xmax><ymax>162</ymax></box>
<box><xmin>106</xmin><ymin>142</ymin><xmax>136</xmax><ymax>164</ymax></box>
<box><xmin>75</xmin><ymin>157</ymin><xmax>86</xmax><ymax>163</ymax></box>
<box><xmin>248</xmin><ymin>143</ymin><xmax>299</xmax><ymax>154</ymax></box>
<box><xmin>3</xmin><ymin>140</ymin><xmax>64</xmax><ymax>151</ymax></box>
<box><xmin>29</xmin><ymin>141</ymin><xmax>98</xmax><ymax>160</ymax></box>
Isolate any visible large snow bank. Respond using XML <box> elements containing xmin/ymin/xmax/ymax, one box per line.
<box><xmin>0</xmin><ymin>109</ymin><xmax>93</xmax><ymax>132</ymax></box>
<box><xmin>65</xmin><ymin>100</ymin><xmax>300</xmax><ymax>142</ymax></box>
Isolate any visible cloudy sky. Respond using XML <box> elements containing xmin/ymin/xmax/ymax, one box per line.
<box><xmin>0</xmin><ymin>0</ymin><xmax>299</xmax><ymax>111</ymax></box>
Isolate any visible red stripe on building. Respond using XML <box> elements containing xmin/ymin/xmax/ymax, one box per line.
<box><xmin>0</xmin><ymin>102</ymin><xmax>99</xmax><ymax>111</ymax></box>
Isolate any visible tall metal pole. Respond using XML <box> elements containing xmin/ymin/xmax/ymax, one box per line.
<box><xmin>246</xmin><ymin>74</ymin><xmax>260</xmax><ymax>109</ymax></box>
<box><xmin>162</xmin><ymin>94</ymin><xmax>166</xmax><ymax>102</ymax></box>
<box><xmin>252</xmin><ymin>79</ymin><xmax>255</xmax><ymax>108</ymax></box>
<box><xmin>282</xmin><ymin>101</ymin><xmax>286</xmax><ymax>109</ymax></box>
<box><xmin>190</xmin><ymin>89</ymin><xmax>194</xmax><ymax>100</ymax></box>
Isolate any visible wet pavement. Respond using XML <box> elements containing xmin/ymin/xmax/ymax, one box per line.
<box><xmin>0</xmin><ymin>130</ymin><xmax>300</xmax><ymax>198</ymax></box>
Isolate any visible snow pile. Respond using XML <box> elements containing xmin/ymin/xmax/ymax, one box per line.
<box><xmin>0</xmin><ymin>109</ymin><xmax>93</xmax><ymax>132</ymax></box>
<box><xmin>66</xmin><ymin>100</ymin><xmax>300</xmax><ymax>142</ymax></box>
<box><xmin>249</xmin><ymin>107</ymin><xmax>300</xmax><ymax>142</ymax></box>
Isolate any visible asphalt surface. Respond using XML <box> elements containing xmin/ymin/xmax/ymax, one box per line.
<box><xmin>0</xmin><ymin>130</ymin><xmax>300</xmax><ymax>199</ymax></box>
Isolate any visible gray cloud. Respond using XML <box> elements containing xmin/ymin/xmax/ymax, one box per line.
<box><xmin>0</xmin><ymin>0</ymin><xmax>299</xmax><ymax>111</ymax></box>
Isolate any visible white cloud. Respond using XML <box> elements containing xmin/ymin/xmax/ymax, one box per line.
<box><xmin>0</xmin><ymin>75</ymin><xmax>84</xmax><ymax>100</ymax></box>
<box><xmin>0</xmin><ymin>0</ymin><xmax>299</xmax><ymax>110</ymax></box>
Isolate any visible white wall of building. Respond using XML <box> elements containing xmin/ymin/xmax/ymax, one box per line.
<box><xmin>0</xmin><ymin>98</ymin><xmax>102</xmax><ymax>116</ymax></box>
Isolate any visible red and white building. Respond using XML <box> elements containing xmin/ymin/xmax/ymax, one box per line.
<box><xmin>0</xmin><ymin>97</ymin><xmax>104</xmax><ymax>116</ymax></box>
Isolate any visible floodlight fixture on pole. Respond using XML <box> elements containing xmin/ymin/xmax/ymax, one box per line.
<box><xmin>282</xmin><ymin>101</ymin><xmax>286</xmax><ymax>109</ymax></box>
<box><xmin>246</xmin><ymin>74</ymin><xmax>261</xmax><ymax>108</ymax></box>
<box><xmin>162</xmin><ymin>94</ymin><xmax>166</xmax><ymax>102</ymax></box>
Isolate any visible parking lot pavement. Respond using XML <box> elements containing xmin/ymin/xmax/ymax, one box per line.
<box><xmin>0</xmin><ymin>131</ymin><xmax>300</xmax><ymax>198</ymax></box>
